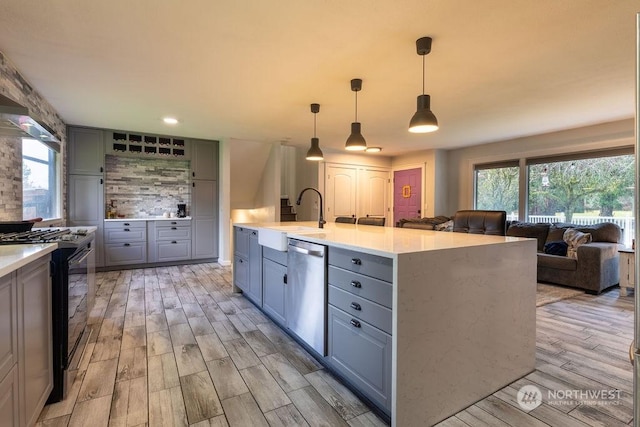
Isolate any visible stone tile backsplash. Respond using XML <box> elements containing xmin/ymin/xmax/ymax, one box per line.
<box><xmin>0</xmin><ymin>136</ymin><xmax>23</xmax><ymax>220</ymax></box>
<box><xmin>105</xmin><ymin>155</ymin><xmax>191</xmax><ymax>218</ymax></box>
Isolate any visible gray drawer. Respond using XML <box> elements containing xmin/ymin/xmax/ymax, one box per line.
<box><xmin>234</xmin><ymin>227</ymin><xmax>250</xmax><ymax>258</ymax></box>
<box><xmin>105</xmin><ymin>242</ymin><xmax>147</xmax><ymax>265</ymax></box>
<box><xmin>328</xmin><ymin>305</ymin><xmax>391</xmax><ymax>413</ymax></box>
<box><xmin>329</xmin><ymin>285</ymin><xmax>392</xmax><ymax>335</ymax></box>
<box><xmin>156</xmin><ymin>226</ymin><xmax>191</xmax><ymax>241</ymax></box>
<box><xmin>155</xmin><ymin>220</ymin><xmax>191</xmax><ymax>228</ymax></box>
<box><xmin>329</xmin><ymin>266</ymin><xmax>392</xmax><ymax>308</ymax></box>
<box><xmin>105</xmin><ymin>227</ymin><xmax>146</xmax><ymax>243</ymax></box>
<box><xmin>328</xmin><ymin>247</ymin><xmax>392</xmax><ymax>282</ymax></box>
<box><xmin>104</xmin><ymin>220</ymin><xmax>146</xmax><ymax>229</ymax></box>
<box><xmin>263</xmin><ymin>246</ymin><xmax>287</xmax><ymax>266</ymax></box>
<box><xmin>156</xmin><ymin>241</ymin><xmax>191</xmax><ymax>262</ymax></box>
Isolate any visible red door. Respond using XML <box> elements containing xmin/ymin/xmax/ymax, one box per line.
<box><xmin>394</xmin><ymin>168</ymin><xmax>422</xmax><ymax>223</ymax></box>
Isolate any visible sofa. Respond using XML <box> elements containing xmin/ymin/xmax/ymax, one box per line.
<box><xmin>452</xmin><ymin>210</ymin><xmax>507</xmax><ymax>235</ymax></box>
<box><xmin>506</xmin><ymin>221</ymin><xmax>622</xmax><ymax>294</ymax></box>
<box><xmin>397</xmin><ymin>215</ymin><xmax>451</xmax><ymax>230</ymax></box>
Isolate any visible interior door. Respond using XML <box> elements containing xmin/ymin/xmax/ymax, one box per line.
<box><xmin>393</xmin><ymin>168</ymin><xmax>422</xmax><ymax>222</ymax></box>
<box><xmin>325</xmin><ymin>165</ymin><xmax>357</xmax><ymax>221</ymax></box>
<box><xmin>359</xmin><ymin>169</ymin><xmax>390</xmax><ymax>221</ymax></box>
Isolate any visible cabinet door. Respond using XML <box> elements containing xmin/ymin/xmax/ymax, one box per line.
<box><xmin>191</xmin><ymin>140</ymin><xmax>219</xmax><ymax>181</ymax></box>
<box><xmin>234</xmin><ymin>256</ymin><xmax>249</xmax><ymax>292</ymax></box>
<box><xmin>262</xmin><ymin>258</ymin><xmax>287</xmax><ymax>326</ymax></box>
<box><xmin>247</xmin><ymin>231</ymin><xmax>262</xmax><ymax>305</ymax></box>
<box><xmin>105</xmin><ymin>243</ymin><xmax>147</xmax><ymax>266</ymax></box>
<box><xmin>328</xmin><ymin>305</ymin><xmax>392</xmax><ymax>412</ymax></box>
<box><xmin>192</xmin><ymin>180</ymin><xmax>218</xmax><ymax>259</ymax></box>
<box><xmin>325</xmin><ymin>165</ymin><xmax>357</xmax><ymax>221</ymax></box>
<box><xmin>0</xmin><ymin>274</ymin><xmax>17</xmax><ymax>383</ymax></box>
<box><xmin>68</xmin><ymin>127</ymin><xmax>105</xmax><ymax>175</ymax></box>
<box><xmin>358</xmin><ymin>169</ymin><xmax>390</xmax><ymax>221</ymax></box>
<box><xmin>0</xmin><ymin>366</ymin><xmax>19</xmax><ymax>427</ymax></box>
<box><xmin>18</xmin><ymin>257</ymin><xmax>53</xmax><ymax>427</ymax></box>
<box><xmin>68</xmin><ymin>174</ymin><xmax>105</xmax><ymax>267</ymax></box>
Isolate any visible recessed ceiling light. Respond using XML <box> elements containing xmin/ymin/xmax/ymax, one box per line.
<box><xmin>365</xmin><ymin>147</ymin><xmax>382</xmax><ymax>153</ymax></box>
<box><xmin>163</xmin><ymin>117</ymin><xmax>179</xmax><ymax>125</ymax></box>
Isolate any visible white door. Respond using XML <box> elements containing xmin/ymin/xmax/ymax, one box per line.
<box><xmin>325</xmin><ymin>165</ymin><xmax>357</xmax><ymax>221</ymax></box>
<box><xmin>358</xmin><ymin>169</ymin><xmax>390</xmax><ymax>221</ymax></box>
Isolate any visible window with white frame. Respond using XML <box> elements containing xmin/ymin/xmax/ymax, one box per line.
<box><xmin>474</xmin><ymin>161</ymin><xmax>520</xmax><ymax>221</ymax></box>
<box><xmin>22</xmin><ymin>138</ymin><xmax>60</xmax><ymax>220</ymax></box>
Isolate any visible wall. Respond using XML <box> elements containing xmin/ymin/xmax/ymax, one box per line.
<box><xmin>292</xmin><ymin>146</ymin><xmax>320</xmax><ymax>221</ymax></box>
<box><xmin>218</xmin><ymin>139</ymin><xmax>231</xmax><ymax>265</ymax></box>
<box><xmin>0</xmin><ymin>50</ymin><xmax>67</xmax><ymax>221</ymax></box>
<box><xmin>104</xmin><ymin>155</ymin><xmax>190</xmax><ymax>218</ymax></box>
<box><xmin>251</xmin><ymin>142</ymin><xmax>281</xmax><ymax>223</ymax></box>
<box><xmin>445</xmin><ymin>118</ymin><xmax>635</xmax><ymax>214</ymax></box>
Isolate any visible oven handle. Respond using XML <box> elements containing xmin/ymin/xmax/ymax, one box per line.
<box><xmin>69</xmin><ymin>247</ymin><xmax>94</xmax><ymax>265</ymax></box>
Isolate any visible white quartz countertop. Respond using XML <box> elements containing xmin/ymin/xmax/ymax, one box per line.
<box><xmin>237</xmin><ymin>221</ymin><xmax>529</xmax><ymax>257</ymax></box>
<box><xmin>0</xmin><ymin>244</ymin><xmax>57</xmax><ymax>277</ymax></box>
<box><xmin>104</xmin><ymin>217</ymin><xmax>192</xmax><ymax>222</ymax></box>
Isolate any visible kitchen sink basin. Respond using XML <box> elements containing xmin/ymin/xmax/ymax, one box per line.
<box><xmin>258</xmin><ymin>225</ymin><xmax>323</xmax><ymax>251</ymax></box>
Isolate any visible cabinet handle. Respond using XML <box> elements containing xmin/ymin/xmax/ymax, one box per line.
<box><xmin>100</xmin><ymin>166</ymin><xmax>104</xmax><ymax>173</ymax></box>
<box><xmin>252</xmin><ymin>231</ymin><xmax>257</xmax><ymax>236</ymax></box>
<box><xmin>124</xmin><ymin>243</ymin><xmax>130</xmax><ymax>247</ymax></box>
<box><xmin>350</xmin><ymin>302</ymin><xmax>361</xmax><ymax>311</ymax></box>
<box><xmin>124</xmin><ymin>223</ymin><xmax>130</xmax><ymax>226</ymax></box>
<box><xmin>192</xmin><ymin>172</ymin><xmax>195</xmax><ymax>177</ymax></box>
<box><xmin>171</xmin><ymin>221</ymin><xmax>177</xmax><ymax>225</ymax></box>
<box><xmin>350</xmin><ymin>319</ymin><xmax>361</xmax><ymax>328</ymax></box>
<box><xmin>171</xmin><ymin>227</ymin><xmax>177</xmax><ymax>230</ymax></box>
<box><xmin>239</xmin><ymin>259</ymin><xmax>243</xmax><ymax>263</ymax></box>
<box><xmin>171</xmin><ymin>241</ymin><xmax>177</xmax><ymax>244</ymax></box>
<box><xmin>283</xmin><ymin>273</ymin><xmax>287</xmax><ymax>284</ymax></box>
<box><xmin>192</xmin><ymin>182</ymin><xmax>195</xmax><ymax>187</ymax></box>
<box><xmin>351</xmin><ymin>280</ymin><xmax>361</xmax><ymax>288</ymax></box>
<box><xmin>100</xmin><ymin>178</ymin><xmax>103</xmax><ymax>184</ymax></box>
<box><xmin>351</xmin><ymin>258</ymin><xmax>362</xmax><ymax>265</ymax></box>
<box><xmin>124</xmin><ymin>228</ymin><xmax>130</xmax><ymax>231</ymax></box>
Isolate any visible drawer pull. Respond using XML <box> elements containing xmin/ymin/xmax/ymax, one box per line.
<box><xmin>252</xmin><ymin>231</ymin><xmax>257</xmax><ymax>236</ymax></box>
<box><xmin>171</xmin><ymin>241</ymin><xmax>177</xmax><ymax>244</ymax></box>
<box><xmin>239</xmin><ymin>259</ymin><xmax>243</xmax><ymax>263</ymax></box>
<box><xmin>350</xmin><ymin>302</ymin><xmax>361</xmax><ymax>311</ymax></box>
<box><xmin>283</xmin><ymin>273</ymin><xmax>287</xmax><ymax>284</ymax></box>
<box><xmin>351</xmin><ymin>280</ymin><xmax>361</xmax><ymax>288</ymax></box>
<box><xmin>350</xmin><ymin>319</ymin><xmax>361</xmax><ymax>328</ymax></box>
<box><xmin>124</xmin><ymin>243</ymin><xmax>130</xmax><ymax>247</ymax></box>
<box><xmin>171</xmin><ymin>227</ymin><xmax>177</xmax><ymax>230</ymax></box>
<box><xmin>124</xmin><ymin>223</ymin><xmax>130</xmax><ymax>226</ymax></box>
<box><xmin>351</xmin><ymin>258</ymin><xmax>362</xmax><ymax>265</ymax></box>
<box><xmin>124</xmin><ymin>228</ymin><xmax>130</xmax><ymax>232</ymax></box>
<box><xmin>171</xmin><ymin>221</ymin><xmax>177</xmax><ymax>225</ymax></box>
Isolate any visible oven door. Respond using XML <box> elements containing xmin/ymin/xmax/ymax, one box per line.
<box><xmin>67</xmin><ymin>244</ymin><xmax>94</xmax><ymax>367</ymax></box>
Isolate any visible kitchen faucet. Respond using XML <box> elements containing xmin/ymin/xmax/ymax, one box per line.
<box><xmin>296</xmin><ymin>187</ymin><xmax>325</xmax><ymax>229</ymax></box>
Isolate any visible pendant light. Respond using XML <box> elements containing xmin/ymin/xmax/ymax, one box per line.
<box><xmin>306</xmin><ymin>103</ymin><xmax>323</xmax><ymax>161</ymax></box>
<box><xmin>409</xmin><ymin>37</ymin><xmax>439</xmax><ymax>133</ymax></box>
<box><xmin>345</xmin><ymin>78</ymin><xmax>367</xmax><ymax>151</ymax></box>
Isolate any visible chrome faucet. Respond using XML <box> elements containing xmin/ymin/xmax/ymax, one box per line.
<box><xmin>296</xmin><ymin>187</ymin><xmax>326</xmax><ymax>229</ymax></box>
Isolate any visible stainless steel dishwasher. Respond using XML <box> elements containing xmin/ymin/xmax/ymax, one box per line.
<box><xmin>287</xmin><ymin>238</ymin><xmax>328</xmax><ymax>356</ymax></box>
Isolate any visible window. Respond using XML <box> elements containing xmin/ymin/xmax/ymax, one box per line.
<box><xmin>474</xmin><ymin>161</ymin><xmax>520</xmax><ymax>221</ymax></box>
<box><xmin>22</xmin><ymin>138</ymin><xmax>60</xmax><ymax>220</ymax></box>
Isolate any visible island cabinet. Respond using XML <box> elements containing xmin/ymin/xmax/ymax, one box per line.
<box><xmin>0</xmin><ymin>255</ymin><xmax>53</xmax><ymax>427</ymax></box>
<box><xmin>327</xmin><ymin>246</ymin><xmax>393</xmax><ymax>414</ymax></box>
<box><xmin>148</xmin><ymin>221</ymin><xmax>192</xmax><ymax>263</ymax></box>
<box><xmin>262</xmin><ymin>247</ymin><xmax>288</xmax><ymax>326</ymax></box>
<box><xmin>104</xmin><ymin>221</ymin><xmax>147</xmax><ymax>266</ymax></box>
<box><xmin>232</xmin><ymin>227</ymin><xmax>263</xmax><ymax>306</ymax></box>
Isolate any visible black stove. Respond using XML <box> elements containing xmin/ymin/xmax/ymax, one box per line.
<box><xmin>0</xmin><ymin>228</ymin><xmax>89</xmax><ymax>245</ymax></box>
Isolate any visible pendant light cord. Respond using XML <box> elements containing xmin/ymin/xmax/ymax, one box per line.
<box><xmin>422</xmin><ymin>54</ymin><xmax>425</xmax><ymax>95</ymax></box>
<box><xmin>354</xmin><ymin>91</ymin><xmax>358</xmax><ymax>122</ymax></box>
<box><xmin>313</xmin><ymin>112</ymin><xmax>317</xmax><ymax>138</ymax></box>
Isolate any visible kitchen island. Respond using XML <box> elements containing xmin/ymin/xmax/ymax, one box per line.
<box><xmin>233</xmin><ymin>221</ymin><xmax>537</xmax><ymax>426</ymax></box>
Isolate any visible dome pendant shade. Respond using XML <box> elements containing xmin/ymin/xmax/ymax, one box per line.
<box><xmin>409</xmin><ymin>94</ymin><xmax>438</xmax><ymax>133</ymax></box>
<box><xmin>345</xmin><ymin>122</ymin><xmax>367</xmax><ymax>151</ymax></box>
<box><xmin>306</xmin><ymin>137</ymin><xmax>324</xmax><ymax>160</ymax></box>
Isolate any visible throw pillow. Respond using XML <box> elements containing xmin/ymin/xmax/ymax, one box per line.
<box><xmin>434</xmin><ymin>219</ymin><xmax>454</xmax><ymax>232</ymax></box>
<box><xmin>543</xmin><ymin>240</ymin><xmax>568</xmax><ymax>256</ymax></box>
<box><xmin>563</xmin><ymin>228</ymin><xmax>592</xmax><ymax>259</ymax></box>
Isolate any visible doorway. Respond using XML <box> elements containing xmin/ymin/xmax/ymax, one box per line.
<box><xmin>393</xmin><ymin>167</ymin><xmax>422</xmax><ymax>224</ymax></box>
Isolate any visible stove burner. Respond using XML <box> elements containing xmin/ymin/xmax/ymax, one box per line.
<box><xmin>0</xmin><ymin>228</ymin><xmax>73</xmax><ymax>244</ymax></box>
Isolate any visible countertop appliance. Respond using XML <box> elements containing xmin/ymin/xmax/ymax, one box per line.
<box><xmin>286</xmin><ymin>238</ymin><xmax>328</xmax><ymax>355</ymax></box>
<box><xmin>177</xmin><ymin>203</ymin><xmax>187</xmax><ymax>218</ymax></box>
<box><xmin>0</xmin><ymin>228</ymin><xmax>95</xmax><ymax>403</ymax></box>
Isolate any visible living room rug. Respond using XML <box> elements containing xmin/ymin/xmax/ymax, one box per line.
<box><xmin>536</xmin><ymin>283</ymin><xmax>584</xmax><ymax>307</ymax></box>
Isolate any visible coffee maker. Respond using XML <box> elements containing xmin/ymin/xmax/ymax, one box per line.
<box><xmin>177</xmin><ymin>204</ymin><xmax>187</xmax><ymax>218</ymax></box>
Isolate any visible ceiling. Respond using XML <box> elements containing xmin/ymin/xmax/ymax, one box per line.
<box><xmin>0</xmin><ymin>1</ymin><xmax>637</xmax><ymax>156</ymax></box>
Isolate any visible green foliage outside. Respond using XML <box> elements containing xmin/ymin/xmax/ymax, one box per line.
<box><xmin>476</xmin><ymin>154</ymin><xmax>635</xmax><ymax>223</ymax></box>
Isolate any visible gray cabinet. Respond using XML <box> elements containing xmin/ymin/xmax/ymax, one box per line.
<box><xmin>0</xmin><ymin>274</ymin><xmax>17</xmax><ymax>385</ymax></box>
<box><xmin>104</xmin><ymin>221</ymin><xmax>147</xmax><ymax>266</ymax></box>
<box><xmin>232</xmin><ymin>226</ymin><xmax>262</xmax><ymax>305</ymax></box>
<box><xmin>0</xmin><ymin>365</ymin><xmax>18</xmax><ymax>427</ymax></box>
<box><xmin>148</xmin><ymin>221</ymin><xmax>192</xmax><ymax>263</ymax></box>
<box><xmin>191</xmin><ymin>139</ymin><xmax>218</xmax><ymax>180</ymax></box>
<box><xmin>262</xmin><ymin>251</ymin><xmax>287</xmax><ymax>326</ymax></box>
<box><xmin>191</xmin><ymin>140</ymin><xmax>218</xmax><ymax>260</ymax></box>
<box><xmin>68</xmin><ymin>128</ymin><xmax>105</xmax><ymax>267</ymax></box>
<box><xmin>327</xmin><ymin>248</ymin><xmax>393</xmax><ymax>414</ymax></box>
<box><xmin>68</xmin><ymin>127</ymin><xmax>104</xmax><ymax>175</ymax></box>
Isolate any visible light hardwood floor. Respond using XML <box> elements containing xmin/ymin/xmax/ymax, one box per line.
<box><xmin>35</xmin><ymin>263</ymin><xmax>635</xmax><ymax>427</ymax></box>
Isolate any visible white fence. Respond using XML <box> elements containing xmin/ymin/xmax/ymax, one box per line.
<box><xmin>507</xmin><ymin>214</ymin><xmax>634</xmax><ymax>247</ymax></box>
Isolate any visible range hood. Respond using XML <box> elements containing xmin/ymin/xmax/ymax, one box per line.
<box><xmin>0</xmin><ymin>93</ymin><xmax>60</xmax><ymax>149</ymax></box>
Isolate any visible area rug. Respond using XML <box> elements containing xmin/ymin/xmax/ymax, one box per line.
<box><xmin>536</xmin><ymin>283</ymin><xmax>584</xmax><ymax>307</ymax></box>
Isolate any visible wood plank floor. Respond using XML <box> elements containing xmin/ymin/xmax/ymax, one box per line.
<box><xmin>35</xmin><ymin>263</ymin><xmax>635</xmax><ymax>427</ymax></box>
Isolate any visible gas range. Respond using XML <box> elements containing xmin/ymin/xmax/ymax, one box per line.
<box><xmin>0</xmin><ymin>227</ymin><xmax>93</xmax><ymax>248</ymax></box>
